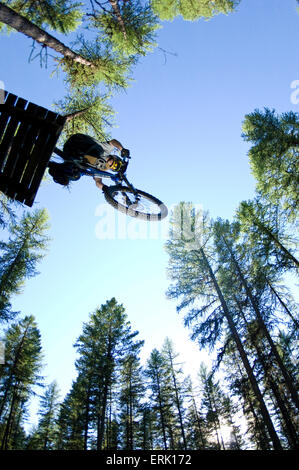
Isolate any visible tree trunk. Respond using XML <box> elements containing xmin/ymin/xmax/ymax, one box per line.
<box><xmin>234</xmin><ymin>349</ymin><xmax>271</xmax><ymax>450</ymax></box>
<box><xmin>236</xmin><ymin>299</ymin><xmax>299</xmax><ymax>449</ymax></box>
<box><xmin>207</xmin><ymin>391</ymin><xmax>221</xmax><ymax>450</ymax></box>
<box><xmin>155</xmin><ymin>368</ymin><xmax>168</xmax><ymax>450</ymax></box>
<box><xmin>168</xmin><ymin>354</ymin><xmax>187</xmax><ymax>450</ymax></box>
<box><xmin>265</xmin><ymin>277</ymin><xmax>299</xmax><ymax>328</ymax></box>
<box><xmin>253</xmin><ymin>216</ymin><xmax>299</xmax><ymax>269</ymax></box>
<box><xmin>211</xmin><ymin>392</ymin><xmax>226</xmax><ymax>450</ymax></box>
<box><xmin>129</xmin><ymin>374</ymin><xmax>133</xmax><ymax>450</ymax></box>
<box><xmin>97</xmin><ymin>380</ymin><xmax>109</xmax><ymax>450</ymax></box>
<box><xmin>108</xmin><ymin>0</ymin><xmax>127</xmax><ymax>39</ymax></box>
<box><xmin>1</xmin><ymin>381</ymin><xmax>19</xmax><ymax>450</ymax></box>
<box><xmin>97</xmin><ymin>344</ymin><xmax>114</xmax><ymax>450</ymax></box>
<box><xmin>64</xmin><ymin>107</ymin><xmax>92</xmax><ymax>122</ymax></box>
<box><xmin>199</xmin><ymin>247</ymin><xmax>283</xmax><ymax>450</ymax></box>
<box><xmin>0</xmin><ymin>323</ymin><xmax>30</xmax><ymax>420</ymax></box>
<box><xmin>222</xmin><ymin>236</ymin><xmax>299</xmax><ymax>411</ymax></box>
<box><xmin>246</xmin><ymin>389</ymin><xmax>271</xmax><ymax>450</ymax></box>
<box><xmin>191</xmin><ymin>397</ymin><xmax>206</xmax><ymax>449</ymax></box>
<box><xmin>0</xmin><ymin>3</ymin><xmax>94</xmax><ymax>67</ymax></box>
<box><xmin>83</xmin><ymin>382</ymin><xmax>91</xmax><ymax>451</ymax></box>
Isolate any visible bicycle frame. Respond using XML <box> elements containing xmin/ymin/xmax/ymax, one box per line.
<box><xmin>51</xmin><ymin>147</ymin><xmax>168</xmax><ymax>221</ymax></box>
<box><xmin>78</xmin><ymin>164</ymin><xmax>121</xmax><ymax>183</ymax></box>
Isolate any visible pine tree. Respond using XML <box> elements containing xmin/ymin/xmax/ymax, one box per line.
<box><xmin>28</xmin><ymin>381</ymin><xmax>60</xmax><ymax>450</ymax></box>
<box><xmin>0</xmin><ymin>1</ymin><xmax>159</xmax><ymax>89</ymax></box>
<box><xmin>221</xmin><ymin>394</ymin><xmax>244</xmax><ymax>450</ymax></box>
<box><xmin>73</xmin><ymin>298</ymin><xmax>143</xmax><ymax>450</ymax></box>
<box><xmin>0</xmin><ymin>0</ymin><xmax>83</xmax><ymax>33</ymax></box>
<box><xmin>165</xmin><ymin>202</ymin><xmax>283</xmax><ymax>450</ymax></box>
<box><xmin>236</xmin><ymin>195</ymin><xmax>298</xmax><ymax>334</ymax></box>
<box><xmin>221</xmin><ymin>344</ymin><xmax>269</xmax><ymax>449</ymax></box>
<box><xmin>198</xmin><ymin>363</ymin><xmax>226</xmax><ymax>449</ymax></box>
<box><xmin>161</xmin><ymin>338</ymin><xmax>187</xmax><ymax>450</ymax></box>
<box><xmin>241</xmin><ymin>108</ymin><xmax>299</xmax><ymax>217</ymax></box>
<box><xmin>0</xmin><ymin>193</ymin><xmax>16</xmax><ymax>230</ymax></box>
<box><xmin>104</xmin><ymin>384</ymin><xmax>120</xmax><ymax>450</ymax></box>
<box><xmin>211</xmin><ymin>217</ymin><xmax>299</xmax><ymax>448</ymax></box>
<box><xmin>0</xmin><ymin>315</ymin><xmax>43</xmax><ymax>450</ymax></box>
<box><xmin>151</xmin><ymin>0</ymin><xmax>240</xmax><ymax>21</ymax></box>
<box><xmin>145</xmin><ymin>348</ymin><xmax>177</xmax><ymax>450</ymax></box>
<box><xmin>232</xmin><ymin>299</ymin><xmax>299</xmax><ymax>449</ymax></box>
<box><xmin>0</xmin><ymin>209</ymin><xmax>50</xmax><ymax>323</ymax></box>
<box><xmin>0</xmin><ymin>209</ymin><xmax>49</xmax><ymax>322</ymax></box>
<box><xmin>118</xmin><ymin>352</ymin><xmax>144</xmax><ymax>449</ymax></box>
<box><xmin>54</xmin><ymin>87</ymin><xmax>115</xmax><ymax>142</ymax></box>
<box><xmin>144</xmin><ymin>349</ymin><xmax>167</xmax><ymax>450</ymax></box>
<box><xmin>184</xmin><ymin>376</ymin><xmax>208</xmax><ymax>449</ymax></box>
<box><xmin>89</xmin><ymin>0</ymin><xmax>159</xmax><ymax>58</ymax></box>
<box><xmin>0</xmin><ymin>3</ymin><xmax>93</xmax><ymax>66</ymax></box>
<box><xmin>237</xmin><ymin>198</ymin><xmax>299</xmax><ymax>271</ymax></box>
<box><xmin>139</xmin><ymin>403</ymin><xmax>156</xmax><ymax>450</ymax></box>
<box><xmin>213</xmin><ymin>218</ymin><xmax>299</xmax><ymax>414</ymax></box>
<box><xmin>55</xmin><ymin>372</ymin><xmax>93</xmax><ymax>450</ymax></box>
<box><xmin>265</xmin><ymin>277</ymin><xmax>299</xmax><ymax>331</ymax></box>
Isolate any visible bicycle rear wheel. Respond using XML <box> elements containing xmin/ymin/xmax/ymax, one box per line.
<box><xmin>103</xmin><ymin>185</ymin><xmax>168</xmax><ymax>221</ymax></box>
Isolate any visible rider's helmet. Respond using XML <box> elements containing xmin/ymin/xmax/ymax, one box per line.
<box><xmin>107</xmin><ymin>155</ymin><xmax>123</xmax><ymax>171</ymax></box>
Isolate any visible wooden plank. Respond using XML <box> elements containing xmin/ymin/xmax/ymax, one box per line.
<box><xmin>8</xmin><ymin>102</ymin><xmax>39</xmax><ymax>180</ymax></box>
<box><xmin>28</xmin><ymin>112</ymin><xmax>66</xmax><ymax>189</ymax></box>
<box><xmin>0</xmin><ymin>93</ymin><xmax>18</xmax><ymax>168</ymax></box>
<box><xmin>0</xmin><ymin>98</ymin><xmax>27</xmax><ymax>197</ymax></box>
<box><xmin>25</xmin><ymin>115</ymin><xmax>66</xmax><ymax>206</ymax></box>
<box><xmin>0</xmin><ymin>97</ymin><xmax>28</xmax><ymax>190</ymax></box>
<box><xmin>0</xmin><ymin>90</ymin><xmax>66</xmax><ymax>206</ymax></box>
<box><xmin>12</xmin><ymin>105</ymin><xmax>49</xmax><ymax>188</ymax></box>
<box><xmin>0</xmin><ymin>173</ymin><xmax>27</xmax><ymax>204</ymax></box>
<box><xmin>2</xmin><ymin>103</ymin><xmax>63</xmax><ymax>129</ymax></box>
<box><xmin>21</xmin><ymin>121</ymin><xmax>58</xmax><ymax>198</ymax></box>
<box><xmin>27</xmin><ymin>140</ymin><xmax>62</xmax><ymax>201</ymax></box>
<box><xmin>20</xmin><ymin>116</ymin><xmax>56</xmax><ymax>193</ymax></box>
<box><xmin>2</xmin><ymin>102</ymin><xmax>36</xmax><ymax>185</ymax></box>
<box><xmin>8</xmin><ymin>102</ymin><xmax>44</xmax><ymax>191</ymax></box>
<box><xmin>0</xmin><ymin>92</ymin><xmax>24</xmax><ymax>196</ymax></box>
<box><xmin>0</xmin><ymin>93</ymin><xmax>18</xmax><ymax>142</ymax></box>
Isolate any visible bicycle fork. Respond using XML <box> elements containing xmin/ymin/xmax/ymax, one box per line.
<box><xmin>120</xmin><ymin>175</ymin><xmax>140</xmax><ymax>207</ymax></box>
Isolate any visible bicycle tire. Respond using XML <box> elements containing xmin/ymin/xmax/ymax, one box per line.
<box><xmin>103</xmin><ymin>185</ymin><xmax>168</xmax><ymax>221</ymax></box>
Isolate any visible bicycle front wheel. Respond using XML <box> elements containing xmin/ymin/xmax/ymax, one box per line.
<box><xmin>103</xmin><ymin>185</ymin><xmax>168</xmax><ymax>221</ymax></box>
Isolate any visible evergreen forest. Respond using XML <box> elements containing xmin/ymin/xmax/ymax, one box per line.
<box><xmin>0</xmin><ymin>0</ymin><xmax>298</xmax><ymax>452</ymax></box>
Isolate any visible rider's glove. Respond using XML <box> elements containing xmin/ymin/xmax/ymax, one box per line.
<box><xmin>121</xmin><ymin>148</ymin><xmax>130</xmax><ymax>158</ymax></box>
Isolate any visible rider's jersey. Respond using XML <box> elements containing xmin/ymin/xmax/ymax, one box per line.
<box><xmin>94</xmin><ymin>142</ymin><xmax>115</xmax><ymax>170</ymax></box>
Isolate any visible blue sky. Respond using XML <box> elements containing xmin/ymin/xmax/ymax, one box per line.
<box><xmin>1</xmin><ymin>0</ymin><xmax>299</xmax><ymax>424</ymax></box>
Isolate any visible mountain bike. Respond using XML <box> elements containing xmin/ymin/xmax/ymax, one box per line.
<box><xmin>51</xmin><ymin>147</ymin><xmax>168</xmax><ymax>221</ymax></box>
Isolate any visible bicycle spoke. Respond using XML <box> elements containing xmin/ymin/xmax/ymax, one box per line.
<box><xmin>113</xmin><ymin>190</ymin><xmax>161</xmax><ymax>215</ymax></box>
<box><xmin>104</xmin><ymin>185</ymin><xmax>168</xmax><ymax>221</ymax></box>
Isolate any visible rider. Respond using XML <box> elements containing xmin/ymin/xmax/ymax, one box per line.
<box><xmin>48</xmin><ymin>133</ymin><xmax>130</xmax><ymax>189</ymax></box>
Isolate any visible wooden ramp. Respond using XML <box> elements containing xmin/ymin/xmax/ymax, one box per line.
<box><xmin>0</xmin><ymin>90</ymin><xmax>66</xmax><ymax>207</ymax></box>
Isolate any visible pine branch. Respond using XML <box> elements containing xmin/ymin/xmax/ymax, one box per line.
<box><xmin>108</xmin><ymin>0</ymin><xmax>127</xmax><ymax>39</ymax></box>
<box><xmin>64</xmin><ymin>107</ymin><xmax>92</xmax><ymax>121</ymax></box>
<box><xmin>0</xmin><ymin>3</ymin><xmax>94</xmax><ymax>67</ymax></box>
